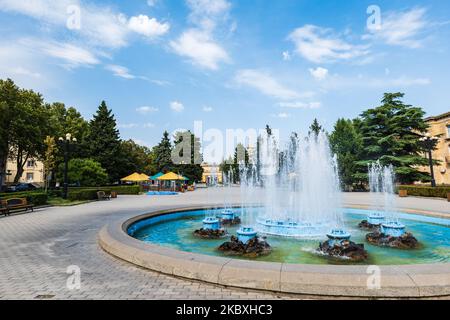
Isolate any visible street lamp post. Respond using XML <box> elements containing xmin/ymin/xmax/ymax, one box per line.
<box><xmin>58</xmin><ymin>133</ymin><xmax>77</xmax><ymax>199</ymax></box>
<box><xmin>420</xmin><ymin>133</ymin><xmax>439</xmax><ymax>188</ymax></box>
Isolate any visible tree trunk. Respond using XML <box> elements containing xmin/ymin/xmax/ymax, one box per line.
<box><xmin>0</xmin><ymin>154</ymin><xmax>6</xmax><ymax>191</ymax></box>
<box><xmin>13</xmin><ymin>149</ymin><xmax>28</xmax><ymax>183</ymax></box>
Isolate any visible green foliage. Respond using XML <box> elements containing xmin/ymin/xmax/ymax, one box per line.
<box><xmin>58</xmin><ymin>158</ymin><xmax>108</xmax><ymax>187</ymax></box>
<box><xmin>220</xmin><ymin>143</ymin><xmax>249</xmax><ymax>183</ymax></box>
<box><xmin>329</xmin><ymin>119</ymin><xmax>364</xmax><ymax>190</ymax></box>
<box><xmin>0</xmin><ymin>192</ymin><xmax>48</xmax><ymax>206</ymax></box>
<box><xmin>398</xmin><ymin>185</ymin><xmax>450</xmax><ymax>199</ymax></box>
<box><xmin>84</xmin><ymin>101</ymin><xmax>123</xmax><ymax>182</ymax></box>
<box><xmin>172</xmin><ymin>131</ymin><xmax>204</xmax><ymax>183</ymax></box>
<box><xmin>154</xmin><ymin>131</ymin><xmax>174</xmax><ymax>173</ymax></box>
<box><xmin>309</xmin><ymin>118</ymin><xmax>323</xmax><ymax>136</ymax></box>
<box><xmin>356</xmin><ymin>93</ymin><xmax>430</xmax><ymax>184</ymax></box>
<box><xmin>120</xmin><ymin>139</ymin><xmax>156</xmax><ymax>175</ymax></box>
<box><xmin>67</xmin><ymin>185</ymin><xmax>140</xmax><ymax>201</ymax></box>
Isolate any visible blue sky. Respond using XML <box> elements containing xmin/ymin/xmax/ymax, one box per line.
<box><xmin>1</xmin><ymin>0</ymin><xmax>450</xmax><ymax>154</ymax></box>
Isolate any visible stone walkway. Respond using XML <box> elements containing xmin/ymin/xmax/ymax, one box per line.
<box><xmin>0</xmin><ymin>189</ymin><xmax>448</xmax><ymax>300</ymax></box>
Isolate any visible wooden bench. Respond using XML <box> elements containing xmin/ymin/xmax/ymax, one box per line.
<box><xmin>0</xmin><ymin>203</ymin><xmax>9</xmax><ymax>216</ymax></box>
<box><xmin>97</xmin><ymin>191</ymin><xmax>111</xmax><ymax>201</ymax></box>
<box><xmin>2</xmin><ymin>198</ymin><xmax>34</xmax><ymax>214</ymax></box>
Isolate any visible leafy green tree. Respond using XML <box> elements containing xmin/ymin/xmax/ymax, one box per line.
<box><xmin>329</xmin><ymin>119</ymin><xmax>364</xmax><ymax>190</ymax></box>
<box><xmin>85</xmin><ymin>101</ymin><xmax>123</xmax><ymax>182</ymax></box>
<box><xmin>356</xmin><ymin>93</ymin><xmax>430</xmax><ymax>184</ymax></box>
<box><xmin>0</xmin><ymin>79</ymin><xmax>21</xmax><ymax>189</ymax></box>
<box><xmin>172</xmin><ymin>131</ymin><xmax>204</xmax><ymax>182</ymax></box>
<box><xmin>58</xmin><ymin>158</ymin><xmax>108</xmax><ymax>187</ymax></box>
<box><xmin>43</xmin><ymin>136</ymin><xmax>58</xmax><ymax>192</ymax></box>
<box><xmin>120</xmin><ymin>139</ymin><xmax>156</xmax><ymax>174</ymax></box>
<box><xmin>153</xmin><ymin>131</ymin><xmax>174</xmax><ymax>173</ymax></box>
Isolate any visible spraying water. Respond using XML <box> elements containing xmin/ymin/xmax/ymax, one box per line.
<box><xmin>240</xmin><ymin>131</ymin><xmax>343</xmax><ymax>238</ymax></box>
<box><xmin>368</xmin><ymin>161</ymin><xmax>397</xmax><ymax>221</ymax></box>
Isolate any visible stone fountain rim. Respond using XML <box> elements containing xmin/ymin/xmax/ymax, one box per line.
<box><xmin>98</xmin><ymin>204</ymin><xmax>450</xmax><ymax>298</ymax></box>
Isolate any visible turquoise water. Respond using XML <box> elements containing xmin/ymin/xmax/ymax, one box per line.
<box><xmin>129</xmin><ymin>208</ymin><xmax>450</xmax><ymax>265</ymax></box>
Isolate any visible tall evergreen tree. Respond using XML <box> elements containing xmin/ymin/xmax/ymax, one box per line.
<box><xmin>309</xmin><ymin>118</ymin><xmax>323</xmax><ymax>136</ymax></box>
<box><xmin>154</xmin><ymin>131</ymin><xmax>173</xmax><ymax>173</ymax></box>
<box><xmin>85</xmin><ymin>101</ymin><xmax>121</xmax><ymax>182</ymax></box>
<box><xmin>357</xmin><ymin>93</ymin><xmax>430</xmax><ymax>184</ymax></box>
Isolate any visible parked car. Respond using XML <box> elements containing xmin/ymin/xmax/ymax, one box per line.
<box><xmin>6</xmin><ymin>183</ymin><xmax>40</xmax><ymax>192</ymax></box>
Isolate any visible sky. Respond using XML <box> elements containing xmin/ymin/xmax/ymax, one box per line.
<box><xmin>1</xmin><ymin>0</ymin><xmax>450</xmax><ymax>158</ymax></box>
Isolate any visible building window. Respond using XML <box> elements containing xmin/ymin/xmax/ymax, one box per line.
<box><xmin>26</xmin><ymin>173</ymin><xmax>34</xmax><ymax>182</ymax></box>
<box><xmin>27</xmin><ymin>160</ymin><xmax>35</xmax><ymax>168</ymax></box>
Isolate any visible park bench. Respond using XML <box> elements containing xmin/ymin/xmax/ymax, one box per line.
<box><xmin>0</xmin><ymin>202</ymin><xmax>9</xmax><ymax>216</ymax></box>
<box><xmin>1</xmin><ymin>198</ymin><xmax>34</xmax><ymax>214</ymax></box>
<box><xmin>97</xmin><ymin>191</ymin><xmax>111</xmax><ymax>201</ymax></box>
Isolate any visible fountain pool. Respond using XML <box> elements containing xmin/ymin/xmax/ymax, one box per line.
<box><xmin>128</xmin><ymin>207</ymin><xmax>450</xmax><ymax>265</ymax></box>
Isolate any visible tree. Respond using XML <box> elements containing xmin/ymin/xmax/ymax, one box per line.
<box><xmin>329</xmin><ymin>119</ymin><xmax>364</xmax><ymax>190</ymax></box>
<box><xmin>172</xmin><ymin>131</ymin><xmax>204</xmax><ymax>182</ymax></box>
<box><xmin>43</xmin><ymin>136</ymin><xmax>57</xmax><ymax>192</ymax></box>
<box><xmin>9</xmin><ymin>88</ymin><xmax>50</xmax><ymax>182</ymax></box>
<box><xmin>309</xmin><ymin>118</ymin><xmax>323</xmax><ymax>136</ymax></box>
<box><xmin>58</xmin><ymin>158</ymin><xmax>108</xmax><ymax>187</ymax></box>
<box><xmin>85</xmin><ymin>101</ymin><xmax>123</xmax><ymax>183</ymax></box>
<box><xmin>0</xmin><ymin>79</ymin><xmax>21</xmax><ymax>190</ymax></box>
<box><xmin>153</xmin><ymin>131</ymin><xmax>174</xmax><ymax>173</ymax></box>
<box><xmin>120</xmin><ymin>139</ymin><xmax>156</xmax><ymax>174</ymax></box>
<box><xmin>356</xmin><ymin>93</ymin><xmax>430</xmax><ymax>184</ymax></box>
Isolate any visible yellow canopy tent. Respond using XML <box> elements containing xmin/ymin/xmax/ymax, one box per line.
<box><xmin>120</xmin><ymin>172</ymin><xmax>149</xmax><ymax>182</ymax></box>
<box><xmin>157</xmin><ymin>172</ymin><xmax>187</xmax><ymax>181</ymax></box>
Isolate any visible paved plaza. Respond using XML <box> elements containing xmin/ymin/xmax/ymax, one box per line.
<box><xmin>0</xmin><ymin>188</ymin><xmax>448</xmax><ymax>300</ymax></box>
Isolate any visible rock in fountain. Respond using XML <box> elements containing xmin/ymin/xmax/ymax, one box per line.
<box><xmin>318</xmin><ymin>229</ymin><xmax>368</xmax><ymax>262</ymax></box>
<box><xmin>366</xmin><ymin>221</ymin><xmax>419</xmax><ymax>249</ymax></box>
<box><xmin>218</xmin><ymin>209</ymin><xmax>241</xmax><ymax>226</ymax></box>
<box><xmin>193</xmin><ymin>217</ymin><xmax>227</xmax><ymax>239</ymax></box>
<box><xmin>358</xmin><ymin>212</ymin><xmax>385</xmax><ymax>231</ymax></box>
<box><xmin>218</xmin><ymin>227</ymin><xmax>271</xmax><ymax>258</ymax></box>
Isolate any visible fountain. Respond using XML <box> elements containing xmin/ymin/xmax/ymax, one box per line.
<box><xmin>193</xmin><ymin>214</ymin><xmax>227</xmax><ymax>239</ymax></box>
<box><xmin>363</xmin><ymin>162</ymin><xmax>419</xmax><ymax>249</ymax></box>
<box><xmin>218</xmin><ymin>171</ymin><xmax>241</xmax><ymax>225</ymax></box>
<box><xmin>218</xmin><ymin>226</ymin><xmax>272</xmax><ymax>258</ymax></box>
<box><xmin>318</xmin><ymin>229</ymin><xmax>368</xmax><ymax>262</ymax></box>
<box><xmin>255</xmin><ymin>131</ymin><xmax>344</xmax><ymax>238</ymax></box>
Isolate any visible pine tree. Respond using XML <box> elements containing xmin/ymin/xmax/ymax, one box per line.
<box><xmin>357</xmin><ymin>93</ymin><xmax>430</xmax><ymax>184</ymax></box>
<box><xmin>85</xmin><ymin>101</ymin><xmax>121</xmax><ymax>182</ymax></box>
<box><xmin>154</xmin><ymin>131</ymin><xmax>174</xmax><ymax>173</ymax></box>
<box><xmin>309</xmin><ymin>118</ymin><xmax>323</xmax><ymax>136</ymax></box>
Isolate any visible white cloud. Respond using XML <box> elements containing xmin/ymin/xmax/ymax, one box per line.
<box><xmin>128</xmin><ymin>15</ymin><xmax>170</xmax><ymax>38</ymax></box>
<box><xmin>363</xmin><ymin>8</ymin><xmax>428</xmax><ymax>48</ymax></box>
<box><xmin>143</xmin><ymin>122</ymin><xmax>156</xmax><ymax>128</ymax></box>
<box><xmin>278</xmin><ymin>101</ymin><xmax>321</xmax><ymax>109</ymax></box>
<box><xmin>234</xmin><ymin>69</ymin><xmax>301</xmax><ymax>100</ymax></box>
<box><xmin>147</xmin><ymin>0</ymin><xmax>158</xmax><ymax>6</ymax></box>
<box><xmin>170</xmin><ymin>101</ymin><xmax>185</xmax><ymax>112</ymax></box>
<box><xmin>282</xmin><ymin>51</ymin><xmax>291</xmax><ymax>61</ymax></box>
<box><xmin>187</xmin><ymin>0</ymin><xmax>231</xmax><ymax>31</ymax></box>
<box><xmin>118</xmin><ymin>123</ymin><xmax>139</xmax><ymax>129</ymax></box>
<box><xmin>309</xmin><ymin>67</ymin><xmax>329</xmax><ymax>80</ymax></box>
<box><xmin>288</xmin><ymin>25</ymin><xmax>369</xmax><ymax>63</ymax></box>
<box><xmin>170</xmin><ymin>29</ymin><xmax>229</xmax><ymax>70</ymax></box>
<box><xmin>203</xmin><ymin>106</ymin><xmax>213</xmax><ymax>112</ymax></box>
<box><xmin>105</xmin><ymin>65</ymin><xmax>135</xmax><ymax>79</ymax></box>
<box><xmin>272</xmin><ymin>112</ymin><xmax>290</xmax><ymax>119</ymax></box>
<box><xmin>323</xmin><ymin>74</ymin><xmax>431</xmax><ymax>89</ymax></box>
<box><xmin>39</xmin><ymin>41</ymin><xmax>100</xmax><ymax>67</ymax></box>
<box><xmin>150</xmin><ymin>79</ymin><xmax>171</xmax><ymax>86</ymax></box>
<box><xmin>136</xmin><ymin>106</ymin><xmax>159</xmax><ymax>114</ymax></box>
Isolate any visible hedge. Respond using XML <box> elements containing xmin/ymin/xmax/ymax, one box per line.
<box><xmin>67</xmin><ymin>185</ymin><xmax>140</xmax><ymax>201</ymax></box>
<box><xmin>397</xmin><ymin>185</ymin><xmax>450</xmax><ymax>199</ymax></box>
<box><xmin>0</xmin><ymin>192</ymin><xmax>48</xmax><ymax>206</ymax></box>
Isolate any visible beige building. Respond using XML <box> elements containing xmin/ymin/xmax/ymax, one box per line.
<box><xmin>201</xmin><ymin>163</ymin><xmax>223</xmax><ymax>185</ymax></box>
<box><xmin>419</xmin><ymin>111</ymin><xmax>450</xmax><ymax>185</ymax></box>
<box><xmin>5</xmin><ymin>158</ymin><xmax>45</xmax><ymax>185</ymax></box>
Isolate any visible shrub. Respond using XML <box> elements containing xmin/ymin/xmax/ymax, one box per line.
<box><xmin>0</xmin><ymin>192</ymin><xmax>48</xmax><ymax>206</ymax></box>
<box><xmin>67</xmin><ymin>185</ymin><xmax>140</xmax><ymax>201</ymax></box>
<box><xmin>57</xmin><ymin>158</ymin><xmax>108</xmax><ymax>187</ymax></box>
<box><xmin>397</xmin><ymin>185</ymin><xmax>450</xmax><ymax>199</ymax></box>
